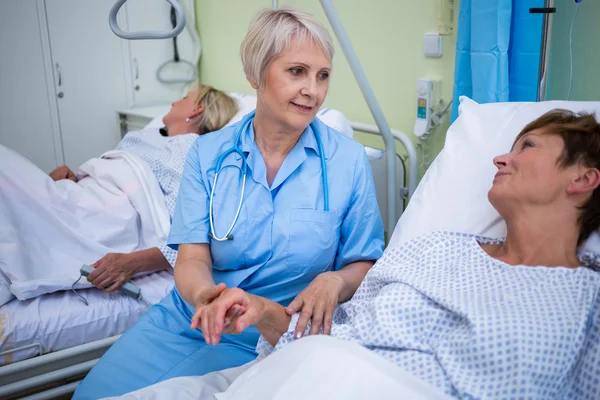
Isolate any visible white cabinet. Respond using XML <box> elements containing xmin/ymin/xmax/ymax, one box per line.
<box><xmin>44</xmin><ymin>0</ymin><xmax>131</xmax><ymax>169</ymax></box>
<box><xmin>0</xmin><ymin>0</ymin><xmax>197</xmax><ymax>172</ymax></box>
<box><xmin>0</xmin><ymin>0</ymin><xmax>62</xmax><ymax>173</ymax></box>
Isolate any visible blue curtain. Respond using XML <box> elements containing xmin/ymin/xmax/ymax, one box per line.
<box><xmin>451</xmin><ymin>0</ymin><xmax>544</xmax><ymax>121</ymax></box>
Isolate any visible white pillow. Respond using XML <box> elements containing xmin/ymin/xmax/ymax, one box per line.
<box><xmin>145</xmin><ymin>92</ymin><xmax>354</xmax><ymax>139</ymax></box>
<box><xmin>390</xmin><ymin>96</ymin><xmax>600</xmax><ymax>265</ymax></box>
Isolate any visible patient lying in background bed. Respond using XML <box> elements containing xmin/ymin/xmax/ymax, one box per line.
<box><xmin>128</xmin><ymin>109</ymin><xmax>600</xmax><ymax>400</ymax></box>
<box><xmin>0</xmin><ymin>84</ymin><xmax>237</xmax><ymax>305</ymax></box>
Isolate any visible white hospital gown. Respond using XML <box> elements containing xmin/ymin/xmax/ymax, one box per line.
<box><xmin>116</xmin><ymin>129</ymin><xmax>198</xmax><ymax>266</ymax></box>
<box><xmin>258</xmin><ymin>231</ymin><xmax>600</xmax><ymax>399</ymax></box>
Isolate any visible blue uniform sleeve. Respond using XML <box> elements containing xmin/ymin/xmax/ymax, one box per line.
<box><xmin>167</xmin><ymin>141</ymin><xmax>211</xmax><ymax>250</ymax></box>
<box><xmin>334</xmin><ymin>149</ymin><xmax>384</xmax><ymax>270</ymax></box>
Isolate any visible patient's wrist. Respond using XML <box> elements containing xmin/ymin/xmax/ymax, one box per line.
<box><xmin>254</xmin><ymin>296</ymin><xmax>291</xmax><ymax>338</ymax></box>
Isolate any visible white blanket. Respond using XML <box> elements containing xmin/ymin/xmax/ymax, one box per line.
<box><xmin>107</xmin><ymin>336</ymin><xmax>452</xmax><ymax>400</ymax></box>
<box><xmin>0</xmin><ymin>145</ymin><xmax>169</xmax><ymax>303</ymax></box>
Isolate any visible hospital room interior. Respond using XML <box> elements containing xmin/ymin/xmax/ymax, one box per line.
<box><xmin>1</xmin><ymin>0</ymin><xmax>600</xmax><ymax>399</ymax></box>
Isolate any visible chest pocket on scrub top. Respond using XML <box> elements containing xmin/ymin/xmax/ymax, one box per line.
<box><xmin>285</xmin><ymin>209</ymin><xmax>341</xmax><ymax>273</ymax></box>
<box><xmin>207</xmin><ymin>166</ymin><xmax>248</xmax><ymax>270</ymax></box>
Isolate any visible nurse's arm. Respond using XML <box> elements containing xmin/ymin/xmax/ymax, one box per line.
<box><xmin>335</xmin><ymin>260</ymin><xmax>375</xmax><ymax>302</ymax></box>
<box><xmin>173</xmin><ymin>243</ymin><xmax>216</xmax><ymax>307</ymax></box>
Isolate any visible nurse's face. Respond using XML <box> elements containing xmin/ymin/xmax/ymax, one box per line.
<box><xmin>251</xmin><ymin>37</ymin><xmax>331</xmax><ymax>133</ymax></box>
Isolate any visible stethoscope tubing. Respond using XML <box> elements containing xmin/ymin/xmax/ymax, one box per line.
<box><xmin>209</xmin><ymin>115</ymin><xmax>329</xmax><ymax>241</ymax></box>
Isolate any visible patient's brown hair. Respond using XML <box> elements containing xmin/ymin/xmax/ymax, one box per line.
<box><xmin>515</xmin><ymin>109</ymin><xmax>600</xmax><ymax>244</ymax></box>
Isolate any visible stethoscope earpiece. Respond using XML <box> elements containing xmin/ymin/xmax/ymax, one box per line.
<box><xmin>208</xmin><ymin>233</ymin><xmax>234</xmax><ymax>241</ymax></box>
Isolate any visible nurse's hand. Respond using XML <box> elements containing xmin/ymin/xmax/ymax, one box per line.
<box><xmin>191</xmin><ymin>283</ymin><xmax>227</xmax><ymax>330</ymax></box>
<box><xmin>286</xmin><ymin>272</ymin><xmax>344</xmax><ymax>337</ymax></box>
<box><xmin>195</xmin><ymin>288</ymin><xmax>263</xmax><ymax>345</ymax></box>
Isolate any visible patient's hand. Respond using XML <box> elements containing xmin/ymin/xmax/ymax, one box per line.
<box><xmin>49</xmin><ymin>165</ymin><xmax>78</xmax><ymax>182</ymax></box>
<box><xmin>194</xmin><ymin>288</ymin><xmax>264</xmax><ymax>345</ymax></box>
<box><xmin>88</xmin><ymin>253</ymin><xmax>137</xmax><ymax>292</ymax></box>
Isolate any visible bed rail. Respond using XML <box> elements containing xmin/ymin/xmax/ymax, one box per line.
<box><xmin>350</xmin><ymin>121</ymin><xmax>418</xmax><ymax>199</ymax></box>
<box><xmin>0</xmin><ymin>335</ymin><xmax>120</xmax><ymax>399</ymax></box>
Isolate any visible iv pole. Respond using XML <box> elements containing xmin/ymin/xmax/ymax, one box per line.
<box><xmin>532</xmin><ymin>0</ymin><xmax>556</xmax><ymax>101</ymax></box>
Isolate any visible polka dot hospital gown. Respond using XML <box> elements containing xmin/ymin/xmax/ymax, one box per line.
<box><xmin>116</xmin><ymin>129</ymin><xmax>198</xmax><ymax>266</ymax></box>
<box><xmin>259</xmin><ymin>231</ymin><xmax>600</xmax><ymax>399</ymax></box>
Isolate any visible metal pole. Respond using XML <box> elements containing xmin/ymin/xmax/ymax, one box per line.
<box><xmin>0</xmin><ymin>361</ymin><xmax>96</xmax><ymax>398</ymax></box>
<box><xmin>0</xmin><ymin>335</ymin><xmax>120</xmax><ymax>380</ymax></box>
<box><xmin>320</xmin><ymin>0</ymin><xmax>398</xmax><ymax>237</ymax></box>
<box><xmin>349</xmin><ymin>121</ymin><xmax>418</xmax><ymax>198</ymax></box>
<box><xmin>272</xmin><ymin>0</ymin><xmax>278</xmax><ymax>9</ymax></box>
<box><xmin>537</xmin><ymin>0</ymin><xmax>555</xmax><ymax>101</ymax></box>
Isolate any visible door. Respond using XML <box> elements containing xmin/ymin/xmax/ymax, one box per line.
<box><xmin>0</xmin><ymin>0</ymin><xmax>61</xmax><ymax>173</ymax></box>
<box><xmin>44</xmin><ymin>0</ymin><xmax>130</xmax><ymax>169</ymax></box>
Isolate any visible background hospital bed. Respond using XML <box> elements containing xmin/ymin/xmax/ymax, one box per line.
<box><xmin>117</xmin><ymin>100</ymin><xmax>414</xmax><ymax>237</ymax></box>
<box><xmin>0</xmin><ymin>272</ymin><xmax>174</xmax><ymax>399</ymax></box>
<box><xmin>0</xmin><ymin>107</ymin><xmax>416</xmax><ymax>400</ymax></box>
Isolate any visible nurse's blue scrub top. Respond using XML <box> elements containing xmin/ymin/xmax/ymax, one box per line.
<box><xmin>168</xmin><ymin>111</ymin><xmax>384</xmax><ymax>307</ymax></box>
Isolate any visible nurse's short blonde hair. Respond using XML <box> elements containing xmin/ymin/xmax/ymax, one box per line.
<box><xmin>240</xmin><ymin>7</ymin><xmax>334</xmax><ymax>87</ymax></box>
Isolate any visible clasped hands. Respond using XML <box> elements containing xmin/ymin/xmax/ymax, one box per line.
<box><xmin>192</xmin><ymin>271</ymin><xmax>345</xmax><ymax>345</ymax></box>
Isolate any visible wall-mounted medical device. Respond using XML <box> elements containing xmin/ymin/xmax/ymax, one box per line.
<box><xmin>414</xmin><ymin>78</ymin><xmax>441</xmax><ymax>138</ymax></box>
<box><xmin>438</xmin><ymin>0</ymin><xmax>455</xmax><ymax>36</ymax></box>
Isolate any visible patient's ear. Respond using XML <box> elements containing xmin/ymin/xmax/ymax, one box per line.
<box><xmin>189</xmin><ymin>103</ymin><xmax>205</xmax><ymax>119</ymax></box>
<box><xmin>568</xmin><ymin>167</ymin><xmax>600</xmax><ymax>195</ymax></box>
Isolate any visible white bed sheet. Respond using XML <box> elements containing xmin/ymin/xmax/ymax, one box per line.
<box><xmin>108</xmin><ymin>336</ymin><xmax>451</xmax><ymax>400</ymax></box>
<box><xmin>0</xmin><ymin>271</ymin><xmax>174</xmax><ymax>365</ymax></box>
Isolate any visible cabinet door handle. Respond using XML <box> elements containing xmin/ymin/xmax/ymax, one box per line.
<box><xmin>133</xmin><ymin>58</ymin><xmax>139</xmax><ymax>80</ymax></box>
<box><xmin>55</xmin><ymin>63</ymin><xmax>62</xmax><ymax>86</ymax></box>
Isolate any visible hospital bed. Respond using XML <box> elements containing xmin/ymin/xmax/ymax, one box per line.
<box><xmin>89</xmin><ymin>96</ymin><xmax>600</xmax><ymax>400</ymax></box>
<box><xmin>0</xmin><ymin>272</ymin><xmax>174</xmax><ymax>399</ymax></box>
<box><xmin>0</xmin><ymin>97</ymin><xmax>416</xmax><ymax>400</ymax></box>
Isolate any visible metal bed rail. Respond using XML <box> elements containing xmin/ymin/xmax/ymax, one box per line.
<box><xmin>0</xmin><ymin>335</ymin><xmax>120</xmax><ymax>399</ymax></box>
<box><xmin>350</xmin><ymin>121</ymin><xmax>418</xmax><ymax>199</ymax></box>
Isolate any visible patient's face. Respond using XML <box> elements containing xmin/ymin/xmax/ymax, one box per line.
<box><xmin>488</xmin><ymin>129</ymin><xmax>572</xmax><ymax>208</ymax></box>
<box><xmin>162</xmin><ymin>90</ymin><xmax>200</xmax><ymax>130</ymax></box>
<box><xmin>252</xmin><ymin>37</ymin><xmax>331</xmax><ymax>133</ymax></box>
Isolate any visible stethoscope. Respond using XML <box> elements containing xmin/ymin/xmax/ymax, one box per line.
<box><xmin>208</xmin><ymin>111</ymin><xmax>330</xmax><ymax>242</ymax></box>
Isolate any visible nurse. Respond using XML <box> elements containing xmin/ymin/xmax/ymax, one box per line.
<box><xmin>74</xmin><ymin>7</ymin><xmax>383</xmax><ymax>399</ymax></box>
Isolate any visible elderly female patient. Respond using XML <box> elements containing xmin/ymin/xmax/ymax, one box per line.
<box><xmin>197</xmin><ymin>109</ymin><xmax>600</xmax><ymax>399</ymax></box>
<box><xmin>74</xmin><ymin>7</ymin><xmax>383</xmax><ymax>399</ymax></box>
<box><xmin>0</xmin><ymin>84</ymin><xmax>237</xmax><ymax>299</ymax></box>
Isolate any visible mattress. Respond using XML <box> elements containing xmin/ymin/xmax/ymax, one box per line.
<box><xmin>0</xmin><ymin>270</ymin><xmax>174</xmax><ymax>365</ymax></box>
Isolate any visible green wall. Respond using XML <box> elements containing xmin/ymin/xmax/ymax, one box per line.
<box><xmin>194</xmin><ymin>0</ymin><xmax>458</xmax><ymax>177</ymax></box>
<box><xmin>548</xmin><ymin>0</ymin><xmax>600</xmax><ymax>101</ymax></box>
